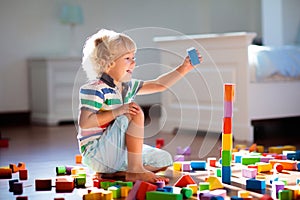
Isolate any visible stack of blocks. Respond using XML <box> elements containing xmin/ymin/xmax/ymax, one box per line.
<box><xmin>222</xmin><ymin>83</ymin><xmax>235</xmax><ymax>184</ymax></box>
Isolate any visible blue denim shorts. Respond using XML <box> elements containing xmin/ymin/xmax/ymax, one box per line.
<box><xmin>81</xmin><ymin>115</ymin><xmax>173</xmax><ymax>173</ymax></box>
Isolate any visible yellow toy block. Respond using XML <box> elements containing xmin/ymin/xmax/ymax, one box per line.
<box><xmin>256</xmin><ymin>145</ymin><xmax>264</xmax><ymax>153</ymax></box>
<box><xmin>238</xmin><ymin>191</ymin><xmax>250</xmax><ymax>198</ymax></box>
<box><xmin>222</xmin><ymin>133</ymin><xmax>232</xmax><ymax>150</ymax></box>
<box><xmin>257</xmin><ymin>162</ymin><xmax>272</xmax><ymax>173</ymax></box>
<box><xmin>173</xmin><ymin>162</ymin><xmax>182</xmax><ymax>171</ymax></box>
<box><xmin>187</xmin><ymin>184</ymin><xmax>198</xmax><ymax>194</ymax></box>
<box><xmin>255</xmin><ymin>175</ymin><xmax>266</xmax><ymax>180</ymax></box>
<box><xmin>121</xmin><ymin>186</ymin><xmax>131</xmax><ymax>197</ymax></box>
<box><xmin>206</xmin><ymin>176</ymin><xmax>224</xmax><ymax>190</ymax></box>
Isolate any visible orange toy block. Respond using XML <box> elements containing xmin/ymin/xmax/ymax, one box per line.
<box><xmin>269</xmin><ymin>160</ymin><xmax>297</xmax><ymax>170</ymax></box>
<box><xmin>249</xmin><ymin>143</ymin><xmax>257</xmax><ymax>152</ymax></box>
<box><xmin>9</xmin><ymin>163</ymin><xmax>19</xmax><ymax>173</ymax></box>
<box><xmin>224</xmin><ymin>84</ymin><xmax>235</xmax><ymax>102</ymax></box>
<box><xmin>174</xmin><ymin>174</ymin><xmax>196</xmax><ymax>187</ymax></box>
<box><xmin>17</xmin><ymin>162</ymin><xmax>26</xmax><ymax>170</ymax></box>
<box><xmin>0</xmin><ymin>167</ymin><xmax>12</xmax><ymax>179</ymax></box>
<box><xmin>19</xmin><ymin>169</ymin><xmax>28</xmax><ymax>180</ymax></box>
<box><xmin>136</xmin><ymin>181</ymin><xmax>157</xmax><ymax>200</ymax></box>
<box><xmin>55</xmin><ymin>177</ymin><xmax>74</xmax><ymax>193</ymax></box>
<box><xmin>75</xmin><ymin>154</ymin><xmax>82</xmax><ymax>164</ymax></box>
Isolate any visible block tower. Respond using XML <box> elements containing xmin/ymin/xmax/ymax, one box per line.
<box><xmin>222</xmin><ymin>83</ymin><xmax>235</xmax><ymax>184</ymax></box>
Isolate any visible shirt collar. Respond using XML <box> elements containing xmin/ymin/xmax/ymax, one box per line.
<box><xmin>99</xmin><ymin>73</ymin><xmax>116</xmax><ymax>88</ymax></box>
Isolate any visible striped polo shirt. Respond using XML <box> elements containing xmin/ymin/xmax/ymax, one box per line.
<box><xmin>78</xmin><ymin>73</ymin><xmax>143</xmax><ymax>141</ymax></box>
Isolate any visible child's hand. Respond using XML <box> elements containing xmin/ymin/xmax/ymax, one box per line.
<box><xmin>183</xmin><ymin>49</ymin><xmax>203</xmax><ymax>69</ymax></box>
<box><xmin>115</xmin><ymin>102</ymin><xmax>141</xmax><ymax>116</ymax></box>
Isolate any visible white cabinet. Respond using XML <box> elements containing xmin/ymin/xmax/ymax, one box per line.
<box><xmin>28</xmin><ymin>57</ymin><xmax>85</xmax><ymax>125</ymax></box>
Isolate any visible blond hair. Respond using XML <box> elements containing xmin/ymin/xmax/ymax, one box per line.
<box><xmin>82</xmin><ymin>29</ymin><xmax>136</xmax><ymax>80</ymax></box>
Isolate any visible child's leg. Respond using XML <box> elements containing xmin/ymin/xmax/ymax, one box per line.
<box><xmin>124</xmin><ymin>110</ymin><xmax>169</xmax><ymax>183</ymax></box>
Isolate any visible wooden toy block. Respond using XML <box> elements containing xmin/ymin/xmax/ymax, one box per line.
<box><xmin>19</xmin><ymin>169</ymin><xmax>28</xmax><ymax>180</ymax></box>
<box><xmin>272</xmin><ymin>181</ymin><xmax>285</xmax><ymax>199</ymax></box>
<box><xmin>241</xmin><ymin>156</ymin><xmax>261</xmax><ymax>165</ymax></box>
<box><xmin>100</xmin><ymin>181</ymin><xmax>116</xmax><ymax>190</ymax></box>
<box><xmin>224</xmin><ymin>84</ymin><xmax>235</xmax><ymax>102</ymax></box>
<box><xmin>230</xmin><ymin>196</ymin><xmax>244</xmax><ymax>200</ymax></box>
<box><xmin>54</xmin><ymin>198</ymin><xmax>65</xmax><ymax>200</ymax></box>
<box><xmin>256</xmin><ymin>175</ymin><xmax>266</xmax><ymax>180</ymax></box>
<box><xmin>75</xmin><ymin>176</ymin><xmax>86</xmax><ymax>188</ymax></box>
<box><xmin>260</xmin><ymin>194</ymin><xmax>273</xmax><ymax>200</ymax></box>
<box><xmin>207</xmin><ymin>157</ymin><xmax>217</xmax><ymax>167</ymax></box>
<box><xmin>210</xmin><ymin>189</ymin><xmax>227</xmax><ymax>198</ymax></box>
<box><xmin>101</xmin><ymin>190</ymin><xmax>113</xmax><ymax>200</ymax></box>
<box><xmin>16</xmin><ymin>196</ymin><xmax>28</xmax><ymax>200</ymax></box>
<box><xmin>199</xmin><ymin>182</ymin><xmax>210</xmax><ymax>191</ymax></box>
<box><xmin>136</xmin><ymin>181</ymin><xmax>157</xmax><ymax>200</ymax></box>
<box><xmin>127</xmin><ymin>180</ymin><xmax>141</xmax><ymax>200</ymax></box>
<box><xmin>242</xmin><ymin>168</ymin><xmax>257</xmax><ymax>178</ymax></box>
<box><xmin>56</xmin><ymin>166</ymin><xmax>66</xmax><ymax>175</ymax></box>
<box><xmin>35</xmin><ymin>178</ymin><xmax>52</xmax><ymax>191</ymax></box>
<box><xmin>0</xmin><ymin>138</ymin><xmax>9</xmax><ymax>148</ymax></box>
<box><xmin>249</xmin><ymin>143</ymin><xmax>257</xmax><ymax>152</ymax></box>
<box><xmin>174</xmin><ymin>155</ymin><xmax>185</xmax><ymax>161</ymax></box>
<box><xmin>146</xmin><ymin>191</ymin><xmax>183</xmax><ymax>200</ymax></box>
<box><xmin>163</xmin><ymin>186</ymin><xmax>174</xmax><ymax>193</ymax></box>
<box><xmin>224</xmin><ymin>101</ymin><xmax>233</xmax><ymax>118</ymax></box>
<box><xmin>269</xmin><ymin>160</ymin><xmax>297</xmax><ymax>170</ymax></box>
<box><xmin>181</xmin><ymin>187</ymin><xmax>193</xmax><ymax>199</ymax></box>
<box><xmin>190</xmin><ymin>160</ymin><xmax>206</xmax><ymax>170</ymax></box>
<box><xmin>221</xmin><ymin>150</ymin><xmax>232</xmax><ymax>166</ymax></box>
<box><xmin>260</xmin><ymin>156</ymin><xmax>274</xmax><ymax>163</ymax></box>
<box><xmin>215</xmin><ymin>168</ymin><xmax>222</xmax><ymax>177</ymax></box>
<box><xmin>246</xmin><ymin>179</ymin><xmax>266</xmax><ymax>190</ymax></box>
<box><xmin>222</xmin><ymin>134</ymin><xmax>232</xmax><ymax>150</ymax></box>
<box><xmin>221</xmin><ymin>166</ymin><xmax>231</xmax><ymax>184</ymax></box>
<box><xmin>108</xmin><ymin>186</ymin><xmax>121</xmax><ymax>199</ymax></box>
<box><xmin>223</xmin><ymin>117</ymin><xmax>232</xmax><ymax>134</ymax></box>
<box><xmin>55</xmin><ymin>177</ymin><xmax>74</xmax><ymax>193</ymax></box>
<box><xmin>206</xmin><ymin>176</ymin><xmax>224</xmax><ymax>190</ymax></box>
<box><xmin>256</xmin><ymin>145</ymin><xmax>264</xmax><ymax>153</ymax></box>
<box><xmin>9</xmin><ymin>163</ymin><xmax>19</xmax><ymax>173</ymax></box>
<box><xmin>173</xmin><ymin>162</ymin><xmax>182</xmax><ymax>171</ymax></box>
<box><xmin>285</xmin><ymin>185</ymin><xmax>300</xmax><ymax>200</ymax></box>
<box><xmin>155</xmin><ymin>180</ymin><xmax>165</xmax><ymax>189</ymax></box>
<box><xmin>120</xmin><ymin>186</ymin><xmax>131</xmax><ymax>198</ymax></box>
<box><xmin>9</xmin><ymin>179</ymin><xmax>19</xmax><ymax>192</ymax></box>
<box><xmin>156</xmin><ymin>138</ymin><xmax>164</xmax><ymax>147</ymax></box>
<box><xmin>182</xmin><ymin>162</ymin><xmax>191</xmax><ymax>172</ymax></box>
<box><xmin>187</xmin><ymin>47</ymin><xmax>201</xmax><ymax>66</ymax></box>
<box><xmin>0</xmin><ymin>167</ymin><xmax>12</xmax><ymax>179</ymax></box>
<box><xmin>13</xmin><ymin>182</ymin><xmax>23</xmax><ymax>195</ymax></box>
<box><xmin>83</xmin><ymin>192</ymin><xmax>102</xmax><ymax>200</ymax></box>
<box><xmin>93</xmin><ymin>179</ymin><xmax>100</xmax><ymax>188</ymax></box>
<box><xmin>257</xmin><ymin>162</ymin><xmax>272</xmax><ymax>173</ymax></box>
<box><xmin>75</xmin><ymin>154</ymin><xmax>82</xmax><ymax>164</ymax></box>
<box><xmin>187</xmin><ymin>184</ymin><xmax>197</xmax><ymax>194</ymax></box>
<box><xmin>176</xmin><ymin>146</ymin><xmax>191</xmax><ymax>155</ymax></box>
<box><xmin>174</xmin><ymin>174</ymin><xmax>196</xmax><ymax>187</ymax></box>
<box><xmin>278</xmin><ymin>189</ymin><xmax>292</xmax><ymax>200</ymax></box>
<box><xmin>17</xmin><ymin>162</ymin><xmax>26</xmax><ymax>170</ymax></box>
<box><xmin>238</xmin><ymin>191</ymin><xmax>250</xmax><ymax>198</ymax></box>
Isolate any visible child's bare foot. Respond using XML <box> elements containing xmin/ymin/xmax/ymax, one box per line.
<box><xmin>94</xmin><ymin>171</ymin><xmax>126</xmax><ymax>180</ymax></box>
<box><xmin>125</xmin><ymin>170</ymin><xmax>169</xmax><ymax>183</ymax></box>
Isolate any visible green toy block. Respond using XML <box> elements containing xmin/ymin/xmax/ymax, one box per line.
<box><xmin>199</xmin><ymin>182</ymin><xmax>210</xmax><ymax>191</ymax></box>
<box><xmin>146</xmin><ymin>191</ymin><xmax>183</xmax><ymax>200</ymax></box>
<box><xmin>222</xmin><ymin>150</ymin><xmax>232</xmax><ymax>166</ymax></box>
<box><xmin>241</xmin><ymin>156</ymin><xmax>261</xmax><ymax>165</ymax></box>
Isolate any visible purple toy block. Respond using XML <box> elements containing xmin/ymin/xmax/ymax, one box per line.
<box><xmin>260</xmin><ymin>157</ymin><xmax>274</xmax><ymax>163</ymax></box>
<box><xmin>182</xmin><ymin>162</ymin><xmax>191</xmax><ymax>172</ymax></box>
<box><xmin>271</xmin><ymin>181</ymin><xmax>285</xmax><ymax>199</ymax></box>
<box><xmin>174</xmin><ymin>155</ymin><xmax>185</xmax><ymax>161</ymax></box>
<box><xmin>127</xmin><ymin>180</ymin><xmax>141</xmax><ymax>200</ymax></box>
<box><xmin>224</xmin><ymin>101</ymin><xmax>233</xmax><ymax>118</ymax></box>
<box><xmin>242</xmin><ymin>168</ymin><xmax>257</xmax><ymax>178</ymax></box>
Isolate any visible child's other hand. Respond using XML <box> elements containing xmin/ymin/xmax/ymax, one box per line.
<box><xmin>117</xmin><ymin>102</ymin><xmax>141</xmax><ymax>116</ymax></box>
<box><xmin>183</xmin><ymin>49</ymin><xmax>203</xmax><ymax>69</ymax></box>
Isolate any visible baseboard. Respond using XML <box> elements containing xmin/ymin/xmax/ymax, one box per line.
<box><xmin>0</xmin><ymin>111</ymin><xmax>30</xmax><ymax>126</ymax></box>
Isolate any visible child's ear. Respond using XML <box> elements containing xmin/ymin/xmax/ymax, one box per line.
<box><xmin>109</xmin><ymin>61</ymin><xmax>116</xmax><ymax>68</ymax></box>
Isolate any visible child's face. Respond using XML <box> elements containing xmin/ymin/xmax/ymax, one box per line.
<box><xmin>109</xmin><ymin>51</ymin><xmax>136</xmax><ymax>83</ymax></box>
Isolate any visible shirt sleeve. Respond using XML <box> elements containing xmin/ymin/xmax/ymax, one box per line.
<box><xmin>79</xmin><ymin>84</ymin><xmax>104</xmax><ymax>112</ymax></box>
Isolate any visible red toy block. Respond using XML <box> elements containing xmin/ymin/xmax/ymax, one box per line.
<box><xmin>16</xmin><ymin>196</ymin><xmax>28</xmax><ymax>200</ymax></box>
<box><xmin>174</xmin><ymin>174</ymin><xmax>196</xmax><ymax>187</ymax></box>
<box><xmin>156</xmin><ymin>138</ymin><xmax>164</xmax><ymax>148</ymax></box>
<box><xmin>19</xmin><ymin>169</ymin><xmax>28</xmax><ymax>180</ymax></box>
<box><xmin>0</xmin><ymin>168</ymin><xmax>12</xmax><ymax>179</ymax></box>
<box><xmin>54</xmin><ymin>198</ymin><xmax>65</xmax><ymax>200</ymax></box>
<box><xmin>0</xmin><ymin>138</ymin><xmax>9</xmax><ymax>148</ymax></box>
<box><xmin>35</xmin><ymin>179</ymin><xmax>52</xmax><ymax>191</ymax></box>
<box><xmin>136</xmin><ymin>181</ymin><xmax>157</xmax><ymax>200</ymax></box>
<box><xmin>55</xmin><ymin>177</ymin><xmax>74</xmax><ymax>193</ymax></box>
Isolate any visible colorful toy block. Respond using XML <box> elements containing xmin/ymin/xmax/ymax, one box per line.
<box><xmin>13</xmin><ymin>182</ymin><xmax>23</xmax><ymax>195</ymax></box>
<box><xmin>222</xmin><ymin>134</ymin><xmax>232</xmax><ymax>150</ymax></box>
<box><xmin>83</xmin><ymin>192</ymin><xmax>103</xmax><ymax>200</ymax></box>
<box><xmin>19</xmin><ymin>169</ymin><xmax>28</xmax><ymax>180</ymax></box>
<box><xmin>223</xmin><ymin>117</ymin><xmax>232</xmax><ymax>134</ymax></box>
<box><xmin>190</xmin><ymin>160</ymin><xmax>206</xmax><ymax>170</ymax></box>
<box><xmin>206</xmin><ymin>176</ymin><xmax>224</xmax><ymax>190</ymax></box>
<box><xmin>75</xmin><ymin>154</ymin><xmax>82</xmax><ymax>164</ymax></box>
<box><xmin>221</xmin><ymin>150</ymin><xmax>232</xmax><ymax>166</ymax></box>
<box><xmin>257</xmin><ymin>162</ymin><xmax>272</xmax><ymax>173</ymax></box>
<box><xmin>17</xmin><ymin>162</ymin><xmax>26</xmax><ymax>170</ymax></box>
<box><xmin>238</xmin><ymin>190</ymin><xmax>250</xmax><ymax>198</ymax></box>
<box><xmin>174</xmin><ymin>155</ymin><xmax>185</xmax><ymax>161</ymax></box>
<box><xmin>246</xmin><ymin>179</ymin><xmax>266</xmax><ymax>190</ymax></box>
<box><xmin>272</xmin><ymin>181</ymin><xmax>285</xmax><ymax>199</ymax></box>
<box><xmin>35</xmin><ymin>178</ymin><xmax>52</xmax><ymax>191</ymax></box>
<box><xmin>136</xmin><ymin>181</ymin><xmax>157</xmax><ymax>200</ymax></box>
<box><xmin>156</xmin><ymin>138</ymin><xmax>164</xmax><ymax>148</ymax></box>
<box><xmin>0</xmin><ymin>167</ymin><xmax>12</xmax><ymax>179</ymax></box>
<box><xmin>108</xmin><ymin>186</ymin><xmax>121</xmax><ymax>199</ymax></box>
<box><xmin>260</xmin><ymin>194</ymin><xmax>273</xmax><ymax>200</ymax></box>
<box><xmin>199</xmin><ymin>182</ymin><xmax>210</xmax><ymax>191</ymax></box>
<box><xmin>181</xmin><ymin>187</ymin><xmax>193</xmax><ymax>199</ymax></box>
<box><xmin>127</xmin><ymin>180</ymin><xmax>141</xmax><ymax>200</ymax></box>
<box><xmin>221</xmin><ymin>166</ymin><xmax>231</xmax><ymax>184</ymax></box>
<box><xmin>120</xmin><ymin>186</ymin><xmax>131</xmax><ymax>198</ymax></box>
<box><xmin>55</xmin><ymin>177</ymin><xmax>74</xmax><ymax>193</ymax></box>
<box><xmin>207</xmin><ymin>157</ymin><xmax>217</xmax><ymax>167</ymax></box>
<box><xmin>16</xmin><ymin>196</ymin><xmax>28</xmax><ymax>200</ymax></box>
<box><xmin>56</xmin><ymin>166</ymin><xmax>66</xmax><ymax>175</ymax></box>
<box><xmin>182</xmin><ymin>162</ymin><xmax>191</xmax><ymax>172</ymax></box>
<box><xmin>9</xmin><ymin>179</ymin><xmax>18</xmax><ymax>192</ymax></box>
<box><xmin>278</xmin><ymin>189</ymin><xmax>292</xmax><ymax>200</ymax></box>
<box><xmin>224</xmin><ymin>101</ymin><xmax>233</xmax><ymax>118</ymax></box>
<box><xmin>269</xmin><ymin>160</ymin><xmax>297</xmax><ymax>170</ymax></box>
<box><xmin>187</xmin><ymin>183</ymin><xmax>197</xmax><ymax>194</ymax></box>
<box><xmin>174</xmin><ymin>174</ymin><xmax>196</xmax><ymax>187</ymax></box>
<box><xmin>187</xmin><ymin>47</ymin><xmax>200</xmax><ymax>66</ymax></box>
<box><xmin>9</xmin><ymin>163</ymin><xmax>19</xmax><ymax>173</ymax></box>
<box><xmin>224</xmin><ymin>84</ymin><xmax>235</xmax><ymax>101</ymax></box>
<box><xmin>241</xmin><ymin>156</ymin><xmax>261</xmax><ymax>165</ymax></box>
<box><xmin>146</xmin><ymin>191</ymin><xmax>183</xmax><ymax>200</ymax></box>
<box><xmin>173</xmin><ymin>162</ymin><xmax>182</xmax><ymax>171</ymax></box>
<box><xmin>242</xmin><ymin>168</ymin><xmax>257</xmax><ymax>178</ymax></box>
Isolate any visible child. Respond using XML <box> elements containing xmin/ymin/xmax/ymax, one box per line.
<box><xmin>78</xmin><ymin>29</ymin><xmax>202</xmax><ymax>183</ymax></box>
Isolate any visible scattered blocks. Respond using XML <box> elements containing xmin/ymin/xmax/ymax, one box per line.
<box><xmin>0</xmin><ymin>167</ymin><xmax>12</xmax><ymax>179</ymax></box>
<box><xmin>174</xmin><ymin>174</ymin><xmax>196</xmax><ymax>187</ymax></box>
<box><xmin>190</xmin><ymin>160</ymin><xmax>206</xmax><ymax>170</ymax></box>
<box><xmin>136</xmin><ymin>181</ymin><xmax>157</xmax><ymax>200</ymax></box>
<box><xmin>146</xmin><ymin>191</ymin><xmax>183</xmax><ymax>200</ymax></box>
<box><xmin>180</xmin><ymin>187</ymin><xmax>193</xmax><ymax>199</ymax></box>
<box><xmin>206</xmin><ymin>176</ymin><xmax>224</xmax><ymax>190</ymax></box>
<box><xmin>156</xmin><ymin>138</ymin><xmax>164</xmax><ymax>148</ymax></box>
<box><xmin>19</xmin><ymin>169</ymin><xmax>28</xmax><ymax>180</ymax></box>
<box><xmin>35</xmin><ymin>178</ymin><xmax>52</xmax><ymax>191</ymax></box>
<box><xmin>16</xmin><ymin>196</ymin><xmax>28</xmax><ymax>200</ymax></box>
<box><xmin>75</xmin><ymin>154</ymin><xmax>82</xmax><ymax>164</ymax></box>
<box><xmin>55</xmin><ymin>177</ymin><xmax>74</xmax><ymax>193</ymax></box>
<box><xmin>246</xmin><ymin>179</ymin><xmax>266</xmax><ymax>190</ymax></box>
<box><xmin>269</xmin><ymin>160</ymin><xmax>297</xmax><ymax>170</ymax></box>
<box><xmin>242</xmin><ymin>168</ymin><xmax>257</xmax><ymax>178</ymax></box>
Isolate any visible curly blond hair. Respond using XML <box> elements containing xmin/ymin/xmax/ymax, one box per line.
<box><xmin>82</xmin><ymin>29</ymin><xmax>136</xmax><ymax>80</ymax></box>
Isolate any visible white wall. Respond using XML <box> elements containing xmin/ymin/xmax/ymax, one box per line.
<box><xmin>262</xmin><ymin>0</ymin><xmax>300</xmax><ymax>46</ymax></box>
<box><xmin>0</xmin><ymin>0</ymin><xmax>261</xmax><ymax>112</ymax></box>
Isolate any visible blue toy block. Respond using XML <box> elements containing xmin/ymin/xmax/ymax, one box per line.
<box><xmin>246</xmin><ymin>179</ymin><xmax>266</xmax><ymax>190</ymax></box>
<box><xmin>221</xmin><ymin>166</ymin><xmax>231</xmax><ymax>184</ymax></box>
<box><xmin>187</xmin><ymin>47</ymin><xmax>200</xmax><ymax>66</ymax></box>
<box><xmin>163</xmin><ymin>186</ymin><xmax>174</xmax><ymax>193</ymax></box>
<box><xmin>297</xmin><ymin>162</ymin><xmax>300</xmax><ymax>171</ymax></box>
<box><xmin>230</xmin><ymin>196</ymin><xmax>244</xmax><ymax>200</ymax></box>
<box><xmin>234</xmin><ymin>155</ymin><xmax>242</xmax><ymax>163</ymax></box>
<box><xmin>190</xmin><ymin>161</ymin><xmax>206</xmax><ymax>170</ymax></box>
